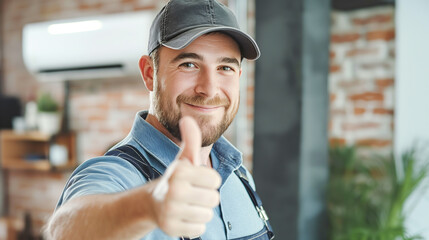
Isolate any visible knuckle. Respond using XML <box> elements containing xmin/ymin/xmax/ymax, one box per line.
<box><xmin>167</xmin><ymin>182</ymin><xmax>181</xmax><ymax>199</ymax></box>
<box><xmin>214</xmin><ymin>173</ymin><xmax>222</xmax><ymax>188</ymax></box>
<box><xmin>197</xmin><ymin>224</ymin><xmax>206</xmax><ymax>236</ymax></box>
<box><xmin>208</xmin><ymin>191</ymin><xmax>220</xmax><ymax>206</ymax></box>
<box><xmin>168</xmin><ymin>181</ymin><xmax>189</xmax><ymax>202</ymax></box>
<box><xmin>172</xmin><ymin>163</ymin><xmax>192</xmax><ymax>179</ymax></box>
<box><xmin>207</xmin><ymin>170</ymin><xmax>222</xmax><ymax>188</ymax></box>
<box><xmin>202</xmin><ymin>209</ymin><xmax>214</xmax><ymax>222</ymax></box>
<box><xmin>187</xmin><ymin>224</ymin><xmax>205</xmax><ymax>237</ymax></box>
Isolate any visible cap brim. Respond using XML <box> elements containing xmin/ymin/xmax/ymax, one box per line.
<box><xmin>162</xmin><ymin>26</ymin><xmax>260</xmax><ymax>60</ymax></box>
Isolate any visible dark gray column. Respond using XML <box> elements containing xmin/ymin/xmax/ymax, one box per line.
<box><xmin>253</xmin><ymin>0</ymin><xmax>330</xmax><ymax>239</ymax></box>
<box><xmin>0</xmin><ymin>0</ymin><xmax>3</xmax><ymax>93</ymax></box>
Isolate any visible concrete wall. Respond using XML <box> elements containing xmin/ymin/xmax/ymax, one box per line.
<box><xmin>396</xmin><ymin>0</ymin><xmax>429</xmax><ymax>238</ymax></box>
<box><xmin>254</xmin><ymin>0</ymin><xmax>330</xmax><ymax>239</ymax></box>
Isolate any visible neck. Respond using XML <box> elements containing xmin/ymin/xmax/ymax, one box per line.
<box><xmin>145</xmin><ymin>113</ymin><xmax>213</xmax><ymax>167</ymax></box>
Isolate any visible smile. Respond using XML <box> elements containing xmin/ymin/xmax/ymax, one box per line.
<box><xmin>184</xmin><ymin>103</ymin><xmax>223</xmax><ymax>112</ymax></box>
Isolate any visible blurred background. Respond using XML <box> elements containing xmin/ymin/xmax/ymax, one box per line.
<box><xmin>0</xmin><ymin>0</ymin><xmax>428</xmax><ymax>239</ymax></box>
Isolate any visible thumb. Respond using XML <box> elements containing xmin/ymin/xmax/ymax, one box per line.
<box><xmin>179</xmin><ymin>116</ymin><xmax>202</xmax><ymax>166</ymax></box>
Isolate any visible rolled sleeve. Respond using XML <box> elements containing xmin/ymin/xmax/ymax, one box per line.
<box><xmin>57</xmin><ymin>156</ymin><xmax>147</xmax><ymax>208</ymax></box>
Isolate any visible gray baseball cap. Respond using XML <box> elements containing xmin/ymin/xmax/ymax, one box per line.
<box><xmin>148</xmin><ymin>0</ymin><xmax>260</xmax><ymax>60</ymax></box>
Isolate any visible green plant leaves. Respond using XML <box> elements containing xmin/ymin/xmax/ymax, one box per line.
<box><xmin>327</xmin><ymin>145</ymin><xmax>428</xmax><ymax>240</ymax></box>
<box><xmin>37</xmin><ymin>93</ymin><xmax>59</xmax><ymax>112</ymax></box>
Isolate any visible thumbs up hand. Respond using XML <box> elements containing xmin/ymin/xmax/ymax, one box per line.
<box><xmin>179</xmin><ymin>116</ymin><xmax>202</xmax><ymax>166</ymax></box>
<box><xmin>151</xmin><ymin>117</ymin><xmax>222</xmax><ymax>238</ymax></box>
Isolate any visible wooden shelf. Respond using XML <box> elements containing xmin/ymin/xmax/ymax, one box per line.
<box><xmin>1</xmin><ymin>159</ymin><xmax>76</xmax><ymax>172</ymax></box>
<box><xmin>0</xmin><ymin>130</ymin><xmax>52</xmax><ymax>141</ymax></box>
<box><xmin>0</xmin><ymin>130</ymin><xmax>77</xmax><ymax>172</ymax></box>
<box><xmin>3</xmin><ymin>159</ymin><xmax>50</xmax><ymax>171</ymax></box>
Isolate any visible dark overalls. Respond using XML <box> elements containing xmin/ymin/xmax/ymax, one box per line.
<box><xmin>106</xmin><ymin>145</ymin><xmax>275</xmax><ymax>240</ymax></box>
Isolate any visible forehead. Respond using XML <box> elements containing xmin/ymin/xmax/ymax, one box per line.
<box><xmin>159</xmin><ymin>32</ymin><xmax>241</xmax><ymax>61</ymax></box>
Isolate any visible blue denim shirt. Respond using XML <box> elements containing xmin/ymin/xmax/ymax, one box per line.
<box><xmin>56</xmin><ymin>111</ymin><xmax>265</xmax><ymax>240</ymax></box>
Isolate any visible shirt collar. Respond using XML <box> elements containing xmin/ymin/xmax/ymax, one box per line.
<box><xmin>211</xmin><ymin>135</ymin><xmax>243</xmax><ymax>170</ymax></box>
<box><xmin>129</xmin><ymin>111</ymin><xmax>243</xmax><ymax>170</ymax></box>
<box><xmin>130</xmin><ymin>111</ymin><xmax>180</xmax><ymax>168</ymax></box>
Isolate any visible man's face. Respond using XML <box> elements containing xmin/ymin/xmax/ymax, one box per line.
<box><xmin>152</xmin><ymin>33</ymin><xmax>242</xmax><ymax>147</ymax></box>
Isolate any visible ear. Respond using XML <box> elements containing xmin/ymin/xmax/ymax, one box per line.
<box><xmin>139</xmin><ymin>55</ymin><xmax>154</xmax><ymax>92</ymax></box>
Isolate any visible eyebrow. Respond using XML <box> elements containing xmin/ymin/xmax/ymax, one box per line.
<box><xmin>218</xmin><ymin>57</ymin><xmax>240</xmax><ymax>68</ymax></box>
<box><xmin>170</xmin><ymin>52</ymin><xmax>202</xmax><ymax>64</ymax></box>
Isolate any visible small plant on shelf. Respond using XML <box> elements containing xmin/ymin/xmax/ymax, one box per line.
<box><xmin>37</xmin><ymin>92</ymin><xmax>59</xmax><ymax>113</ymax></box>
<box><xmin>36</xmin><ymin>92</ymin><xmax>61</xmax><ymax>135</ymax></box>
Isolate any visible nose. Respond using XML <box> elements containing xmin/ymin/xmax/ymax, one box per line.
<box><xmin>194</xmin><ymin>69</ymin><xmax>218</xmax><ymax>98</ymax></box>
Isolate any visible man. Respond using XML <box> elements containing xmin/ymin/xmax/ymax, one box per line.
<box><xmin>46</xmin><ymin>0</ymin><xmax>273</xmax><ymax>239</ymax></box>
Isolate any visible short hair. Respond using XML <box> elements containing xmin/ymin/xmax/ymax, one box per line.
<box><xmin>149</xmin><ymin>48</ymin><xmax>160</xmax><ymax>74</ymax></box>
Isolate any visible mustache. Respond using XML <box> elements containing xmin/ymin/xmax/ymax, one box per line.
<box><xmin>176</xmin><ymin>94</ymin><xmax>230</xmax><ymax>107</ymax></box>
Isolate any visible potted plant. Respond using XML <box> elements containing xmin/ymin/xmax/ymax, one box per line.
<box><xmin>327</xmin><ymin>145</ymin><xmax>428</xmax><ymax>240</ymax></box>
<box><xmin>37</xmin><ymin>92</ymin><xmax>60</xmax><ymax>135</ymax></box>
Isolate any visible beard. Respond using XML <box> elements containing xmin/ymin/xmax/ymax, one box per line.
<box><xmin>153</xmin><ymin>81</ymin><xmax>238</xmax><ymax>147</ymax></box>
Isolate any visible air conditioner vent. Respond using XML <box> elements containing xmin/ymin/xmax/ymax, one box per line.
<box><xmin>38</xmin><ymin>64</ymin><xmax>123</xmax><ymax>73</ymax></box>
<box><xmin>23</xmin><ymin>11</ymin><xmax>154</xmax><ymax>81</ymax></box>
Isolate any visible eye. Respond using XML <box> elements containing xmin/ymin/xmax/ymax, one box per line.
<box><xmin>179</xmin><ymin>62</ymin><xmax>196</xmax><ymax>68</ymax></box>
<box><xmin>219</xmin><ymin>66</ymin><xmax>234</xmax><ymax>72</ymax></box>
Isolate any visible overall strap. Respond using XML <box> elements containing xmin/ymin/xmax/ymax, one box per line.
<box><xmin>104</xmin><ymin>144</ymin><xmax>161</xmax><ymax>180</ymax></box>
<box><xmin>105</xmin><ymin>145</ymin><xmax>274</xmax><ymax>240</ymax></box>
<box><xmin>235</xmin><ymin>167</ymin><xmax>275</xmax><ymax>240</ymax></box>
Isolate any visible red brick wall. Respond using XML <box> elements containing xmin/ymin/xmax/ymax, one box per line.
<box><xmin>0</xmin><ymin>0</ymin><xmax>165</xmax><ymax>235</ymax></box>
<box><xmin>6</xmin><ymin>171</ymin><xmax>69</xmax><ymax>236</ymax></box>
<box><xmin>0</xmin><ymin>0</ymin><xmax>255</xmax><ymax>236</ymax></box>
<box><xmin>70</xmin><ymin>78</ymin><xmax>148</xmax><ymax>161</ymax></box>
<box><xmin>329</xmin><ymin>6</ymin><xmax>395</xmax><ymax>154</ymax></box>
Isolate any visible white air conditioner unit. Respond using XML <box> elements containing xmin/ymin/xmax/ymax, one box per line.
<box><xmin>22</xmin><ymin>11</ymin><xmax>154</xmax><ymax>82</ymax></box>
